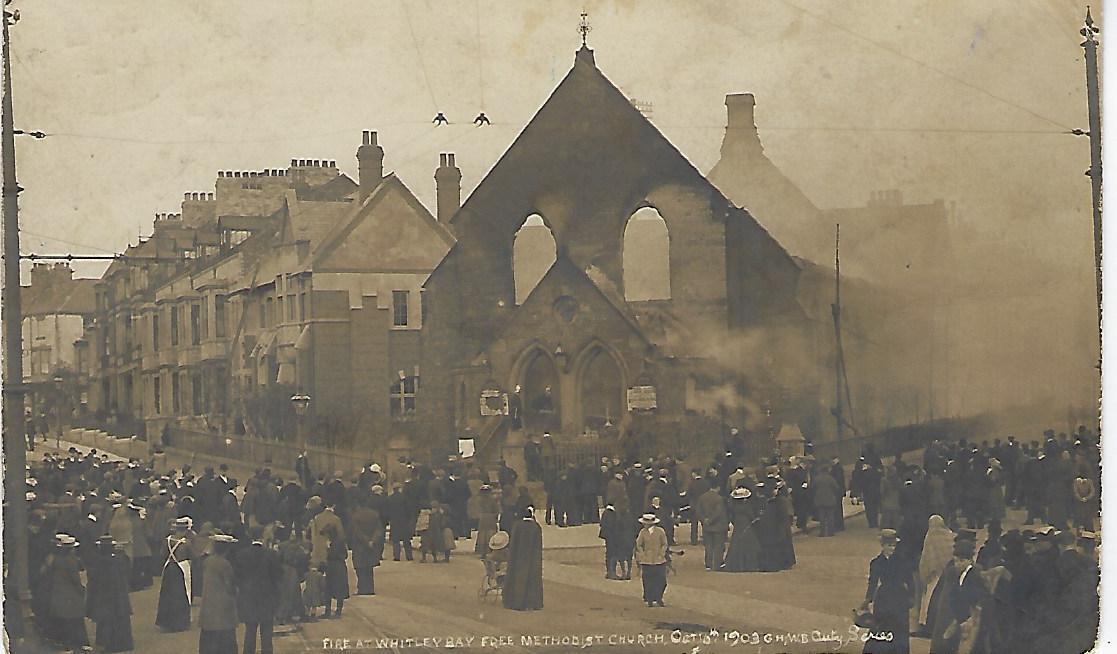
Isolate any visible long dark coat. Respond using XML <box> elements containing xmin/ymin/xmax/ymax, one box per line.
<box><xmin>503</xmin><ymin>517</ymin><xmax>544</xmax><ymax>610</ymax></box>
<box><xmin>386</xmin><ymin>491</ymin><xmax>417</xmax><ymax>541</ymax></box>
<box><xmin>928</xmin><ymin>560</ymin><xmax>962</xmax><ymax>653</ymax></box>
<box><xmin>87</xmin><ymin>549</ymin><xmax>133</xmax><ymax>653</ymax></box>
<box><xmin>598</xmin><ymin>507</ymin><xmax>635</xmax><ymax>558</ymax></box>
<box><xmin>47</xmin><ymin>551</ymin><xmax>86</xmax><ymax>620</ymax></box>
<box><xmin>199</xmin><ymin>553</ymin><xmax>238</xmax><ymax>631</ymax></box>
<box><xmin>931</xmin><ymin>562</ymin><xmax>985</xmax><ymax>654</ymax></box>
<box><xmin>325</xmin><ymin>538</ymin><xmax>350</xmax><ymax>600</ymax></box>
<box><xmin>234</xmin><ymin>544</ymin><xmax>282</xmax><ymax>624</ymax></box>
<box><xmin>723</xmin><ymin>499</ymin><xmax>762</xmax><ymax>572</ymax></box>
<box><xmin>348</xmin><ymin>506</ymin><xmax>384</xmax><ymax>568</ymax></box>
<box><xmin>864</xmin><ymin>552</ymin><xmax>912</xmax><ymax>654</ymax></box>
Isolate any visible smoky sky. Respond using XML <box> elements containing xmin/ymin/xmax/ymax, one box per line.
<box><xmin>6</xmin><ymin>0</ymin><xmax>1102</xmax><ymax>422</ymax></box>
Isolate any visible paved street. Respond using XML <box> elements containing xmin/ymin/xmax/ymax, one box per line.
<box><xmin>31</xmin><ymin>441</ymin><xmax>1056</xmax><ymax>654</ymax></box>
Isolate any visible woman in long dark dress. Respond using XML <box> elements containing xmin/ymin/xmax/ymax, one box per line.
<box><xmin>862</xmin><ymin>530</ymin><xmax>912</xmax><ymax>654</ymax></box>
<box><xmin>88</xmin><ymin>536</ymin><xmax>134</xmax><ymax>653</ymax></box>
<box><xmin>771</xmin><ymin>485</ymin><xmax>797</xmax><ymax>569</ymax></box>
<box><xmin>503</xmin><ymin>507</ymin><xmax>544</xmax><ymax>611</ymax></box>
<box><xmin>46</xmin><ymin>535</ymin><xmax>89</xmax><ymax>651</ymax></box>
<box><xmin>156</xmin><ymin>518</ymin><xmax>194</xmax><ymax>631</ymax></box>
<box><xmin>753</xmin><ymin>483</ymin><xmax>781</xmax><ymax>571</ymax></box>
<box><xmin>722</xmin><ymin>488</ymin><xmax>762</xmax><ymax>572</ymax></box>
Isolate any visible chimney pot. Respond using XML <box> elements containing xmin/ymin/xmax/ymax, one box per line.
<box><xmin>357</xmin><ymin>130</ymin><xmax>386</xmax><ymax>201</ymax></box>
<box><xmin>725</xmin><ymin>93</ymin><xmax>757</xmax><ymax>130</ymax></box>
<box><xmin>435</xmin><ymin>152</ymin><xmax>462</xmax><ymax>223</ymax></box>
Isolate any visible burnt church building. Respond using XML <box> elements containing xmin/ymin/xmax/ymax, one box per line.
<box><xmin>420</xmin><ymin>45</ymin><xmax>837</xmax><ymax>464</ymax></box>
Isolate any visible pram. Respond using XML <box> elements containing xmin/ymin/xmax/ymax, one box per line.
<box><xmin>479</xmin><ymin>557</ymin><xmax>506</xmax><ymax>600</ymax></box>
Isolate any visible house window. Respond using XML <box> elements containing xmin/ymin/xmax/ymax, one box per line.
<box><xmin>287</xmin><ymin>294</ymin><xmax>296</xmax><ymax>321</ymax></box>
<box><xmin>277</xmin><ymin>296</ymin><xmax>284</xmax><ymax>324</ymax></box>
<box><xmin>299</xmin><ymin>292</ymin><xmax>307</xmax><ymax>322</ymax></box>
<box><xmin>152</xmin><ymin>313</ymin><xmax>160</xmax><ymax>351</ymax></box>
<box><xmin>390</xmin><ymin>375</ymin><xmax>419</xmax><ymax>417</ymax></box>
<box><xmin>153</xmin><ymin>376</ymin><xmax>162</xmax><ymax>415</ymax></box>
<box><xmin>392</xmin><ymin>290</ymin><xmax>409</xmax><ymax>327</ymax></box>
<box><xmin>200</xmin><ymin>300</ymin><xmax>209</xmax><ymax>340</ymax></box>
<box><xmin>215</xmin><ymin>295</ymin><xmax>227</xmax><ymax>338</ymax></box>
<box><xmin>172</xmin><ymin>373</ymin><xmax>181</xmax><ymax>414</ymax></box>
<box><xmin>190</xmin><ymin>304</ymin><xmax>201</xmax><ymax>345</ymax></box>
<box><xmin>192</xmin><ymin>373</ymin><xmax>204</xmax><ymax>415</ymax></box>
<box><xmin>266</xmin><ymin>297</ymin><xmax>274</xmax><ymax>327</ymax></box>
<box><xmin>170</xmin><ymin>306</ymin><xmax>179</xmax><ymax>346</ymax></box>
<box><xmin>258</xmin><ymin>300</ymin><xmax>266</xmax><ymax>329</ymax></box>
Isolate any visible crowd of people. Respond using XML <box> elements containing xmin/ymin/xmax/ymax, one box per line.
<box><xmin>14</xmin><ymin>422</ymin><xmax>1101</xmax><ymax>654</ymax></box>
<box><xmin>855</xmin><ymin>429</ymin><xmax>1101</xmax><ymax>654</ymax></box>
<box><xmin>18</xmin><ymin>445</ymin><xmax>561</xmax><ymax>653</ymax></box>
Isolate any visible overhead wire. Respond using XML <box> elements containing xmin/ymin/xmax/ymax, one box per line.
<box><xmin>654</xmin><ymin>123</ymin><xmax>1074</xmax><ymax>136</ymax></box>
<box><xmin>401</xmin><ymin>1</ymin><xmax>441</xmax><ymax>113</ymax></box>
<box><xmin>766</xmin><ymin>0</ymin><xmax>1074</xmax><ymax>132</ymax></box>
<box><xmin>476</xmin><ymin>0</ymin><xmax>486</xmax><ymax>112</ymax></box>
<box><xmin>20</xmin><ymin>230</ymin><xmax>119</xmax><ymax>255</ymax></box>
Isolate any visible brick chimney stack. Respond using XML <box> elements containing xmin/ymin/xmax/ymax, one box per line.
<box><xmin>357</xmin><ymin>130</ymin><xmax>384</xmax><ymax>202</ymax></box>
<box><xmin>724</xmin><ymin>93</ymin><xmax>764</xmax><ymax>156</ymax></box>
<box><xmin>435</xmin><ymin>153</ymin><xmax>461</xmax><ymax>223</ymax></box>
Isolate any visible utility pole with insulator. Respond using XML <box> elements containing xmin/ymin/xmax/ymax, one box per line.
<box><xmin>2</xmin><ymin>0</ymin><xmax>30</xmax><ymax>642</ymax></box>
<box><xmin>1081</xmin><ymin>7</ymin><xmax>1102</xmax><ymax>376</ymax></box>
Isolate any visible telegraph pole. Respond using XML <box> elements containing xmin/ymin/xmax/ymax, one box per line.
<box><xmin>1</xmin><ymin>0</ymin><xmax>30</xmax><ymax>640</ymax></box>
<box><xmin>1082</xmin><ymin>8</ymin><xmax>1102</xmax><ymax>375</ymax></box>
<box><xmin>832</xmin><ymin>225</ymin><xmax>843</xmax><ymax>442</ymax></box>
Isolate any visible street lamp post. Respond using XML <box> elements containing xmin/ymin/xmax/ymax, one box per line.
<box><xmin>53</xmin><ymin>374</ymin><xmax>64</xmax><ymax>450</ymax></box>
<box><xmin>291</xmin><ymin>393</ymin><xmax>310</xmax><ymax>452</ymax></box>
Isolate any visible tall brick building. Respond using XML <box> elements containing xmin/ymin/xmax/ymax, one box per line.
<box><xmin>420</xmin><ymin>46</ymin><xmax>835</xmax><ymax>463</ymax></box>
<box><xmin>84</xmin><ymin>134</ymin><xmax>454</xmax><ymax>462</ymax></box>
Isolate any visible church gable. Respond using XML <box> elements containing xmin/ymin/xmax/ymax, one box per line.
<box><xmin>486</xmin><ymin>256</ymin><xmax>651</xmax><ymax>358</ymax></box>
<box><xmin>453</xmin><ymin>48</ymin><xmax>719</xmax><ymax>241</ymax></box>
<box><xmin>313</xmin><ymin>176</ymin><xmax>454</xmax><ymax>273</ymax></box>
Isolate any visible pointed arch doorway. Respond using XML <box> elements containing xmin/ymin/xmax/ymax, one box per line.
<box><xmin>519</xmin><ymin>348</ymin><xmax>561</xmax><ymax>433</ymax></box>
<box><xmin>578</xmin><ymin>346</ymin><xmax>626</xmax><ymax>435</ymax></box>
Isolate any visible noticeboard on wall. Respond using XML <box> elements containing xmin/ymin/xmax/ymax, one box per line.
<box><xmin>627</xmin><ymin>385</ymin><xmax>657</xmax><ymax>411</ymax></box>
<box><xmin>480</xmin><ymin>389</ymin><xmax>509</xmax><ymax>416</ymax></box>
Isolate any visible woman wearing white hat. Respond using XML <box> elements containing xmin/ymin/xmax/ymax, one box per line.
<box><xmin>199</xmin><ymin>533</ymin><xmax>239</xmax><ymax>653</ymax></box>
<box><xmin>722</xmin><ymin>488</ymin><xmax>762</xmax><ymax>572</ymax></box>
<box><xmin>44</xmin><ymin>534</ymin><xmax>89</xmax><ymax>650</ymax></box>
<box><xmin>634</xmin><ymin>513</ymin><xmax>669</xmax><ymax>607</ymax></box>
